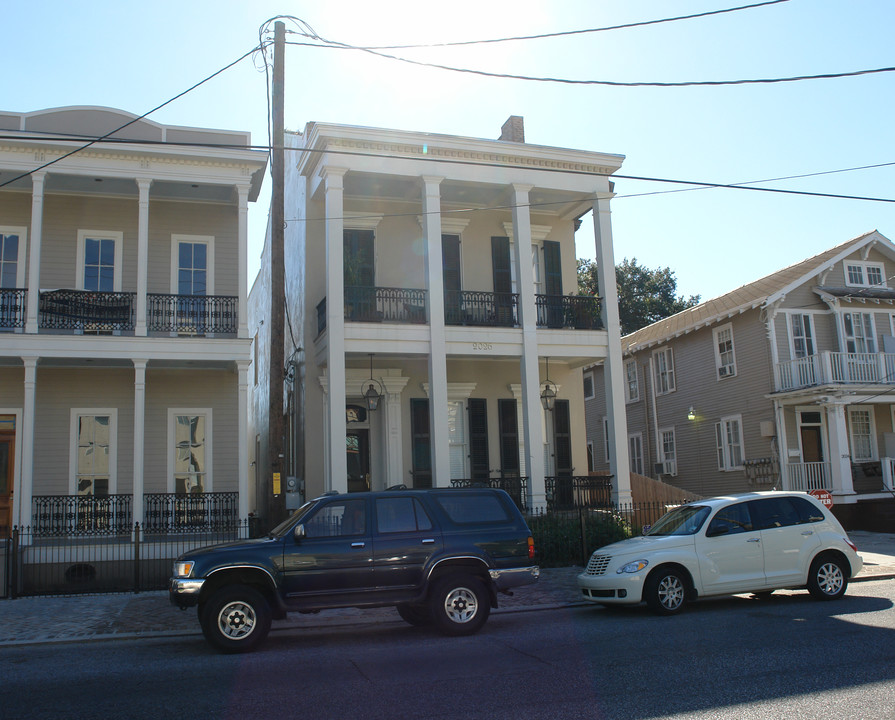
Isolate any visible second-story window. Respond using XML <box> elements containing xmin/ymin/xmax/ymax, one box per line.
<box><xmin>845</xmin><ymin>261</ymin><xmax>886</xmax><ymax>288</ymax></box>
<box><xmin>843</xmin><ymin>311</ymin><xmax>876</xmax><ymax>354</ymax></box>
<box><xmin>790</xmin><ymin>313</ymin><xmax>815</xmax><ymax>358</ymax></box>
<box><xmin>626</xmin><ymin>360</ymin><xmax>639</xmax><ymax>402</ymax></box>
<box><xmin>178</xmin><ymin>242</ymin><xmax>207</xmax><ymax>296</ymax></box>
<box><xmin>0</xmin><ymin>228</ymin><xmax>25</xmax><ymax>288</ymax></box>
<box><xmin>78</xmin><ymin>230</ymin><xmax>122</xmax><ymax>291</ymax></box>
<box><xmin>653</xmin><ymin>347</ymin><xmax>675</xmax><ymax>395</ymax></box>
<box><xmin>713</xmin><ymin>324</ymin><xmax>736</xmax><ymax>379</ymax></box>
<box><xmin>583</xmin><ymin>372</ymin><xmax>595</xmax><ymax>400</ymax></box>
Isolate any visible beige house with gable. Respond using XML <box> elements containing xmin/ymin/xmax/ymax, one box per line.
<box><xmin>585</xmin><ymin>231</ymin><xmax>895</xmax><ymax>528</ymax></box>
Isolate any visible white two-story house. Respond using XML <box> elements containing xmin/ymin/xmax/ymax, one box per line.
<box><xmin>0</xmin><ymin>107</ymin><xmax>266</xmax><ymax>541</ymax></box>
<box><xmin>250</xmin><ymin>116</ymin><xmax>630</xmax><ymax>522</ymax></box>
<box><xmin>585</xmin><ymin>231</ymin><xmax>895</xmax><ymax>530</ymax></box>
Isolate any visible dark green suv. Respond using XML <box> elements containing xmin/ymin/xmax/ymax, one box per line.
<box><xmin>170</xmin><ymin>487</ymin><xmax>538</xmax><ymax>652</ymax></box>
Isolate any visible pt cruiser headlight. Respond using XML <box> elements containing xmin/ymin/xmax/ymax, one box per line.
<box><xmin>173</xmin><ymin>561</ymin><xmax>195</xmax><ymax>578</ymax></box>
<box><xmin>617</xmin><ymin>559</ymin><xmax>649</xmax><ymax>574</ymax></box>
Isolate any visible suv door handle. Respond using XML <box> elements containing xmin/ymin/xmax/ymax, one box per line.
<box><xmin>422</xmin><ymin>538</ymin><xmax>435</xmax><ymax>544</ymax></box>
<box><xmin>351</xmin><ymin>542</ymin><xmax>366</xmax><ymax>548</ymax></box>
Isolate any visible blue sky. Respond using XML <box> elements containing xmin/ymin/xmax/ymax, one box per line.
<box><xmin>5</xmin><ymin>0</ymin><xmax>895</xmax><ymax>301</ymax></box>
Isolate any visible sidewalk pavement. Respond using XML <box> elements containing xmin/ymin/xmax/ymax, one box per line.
<box><xmin>3</xmin><ymin>531</ymin><xmax>894</xmax><ymax>648</ymax></box>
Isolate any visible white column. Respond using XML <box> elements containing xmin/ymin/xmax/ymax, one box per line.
<box><xmin>382</xmin><ymin>376</ymin><xmax>410</xmax><ymax>489</ymax></box>
<box><xmin>511</xmin><ymin>184</ymin><xmax>546</xmax><ymax>511</ymax></box>
<box><xmin>132</xmin><ymin>359</ymin><xmax>147</xmax><ymax>531</ymax></box>
<box><xmin>323</xmin><ymin>167</ymin><xmax>348</xmax><ymax>492</ymax></box>
<box><xmin>592</xmin><ymin>196</ymin><xmax>631</xmax><ymax>504</ymax></box>
<box><xmin>825</xmin><ymin>403</ymin><xmax>856</xmax><ymax>498</ymax></box>
<box><xmin>237</xmin><ymin>184</ymin><xmax>250</xmax><ymax>339</ymax></box>
<box><xmin>237</xmin><ymin>359</ymin><xmax>250</xmax><ymax>519</ymax></box>
<box><xmin>19</xmin><ymin>357</ymin><xmax>38</xmax><ymax>528</ymax></box>
<box><xmin>421</xmin><ymin>176</ymin><xmax>451</xmax><ymax>486</ymax></box>
<box><xmin>135</xmin><ymin>179</ymin><xmax>151</xmax><ymax>337</ymax></box>
<box><xmin>25</xmin><ymin>173</ymin><xmax>45</xmax><ymax>334</ymax></box>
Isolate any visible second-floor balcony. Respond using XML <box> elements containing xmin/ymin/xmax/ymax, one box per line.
<box><xmin>0</xmin><ymin>288</ymin><xmax>238</xmax><ymax>336</ymax></box>
<box><xmin>775</xmin><ymin>351</ymin><xmax>895</xmax><ymax>392</ymax></box>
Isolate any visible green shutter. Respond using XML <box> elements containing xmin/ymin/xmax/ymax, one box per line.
<box><xmin>468</xmin><ymin>399</ymin><xmax>490</xmax><ymax>481</ymax></box>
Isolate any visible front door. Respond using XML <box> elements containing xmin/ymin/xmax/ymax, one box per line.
<box><xmin>347</xmin><ymin>430</ymin><xmax>370</xmax><ymax>493</ymax></box>
<box><xmin>0</xmin><ymin>426</ymin><xmax>13</xmax><ymax>538</ymax></box>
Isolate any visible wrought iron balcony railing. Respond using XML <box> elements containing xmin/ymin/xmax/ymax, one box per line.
<box><xmin>147</xmin><ymin>294</ymin><xmax>237</xmax><ymax>335</ymax></box>
<box><xmin>344</xmin><ymin>286</ymin><xmax>428</xmax><ymax>324</ymax></box>
<box><xmin>143</xmin><ymin>491</ymin><xmax>239</xmax><ymax>533</ymax></box>
<box><xmin>0</xmin><ymin>287</ymin><xmax>26</xmax><ymax>329</ymax></box>
<box><xmin>32</xmin><ymin>494</ymin><xmax>133</xmax><ymax>537</ymax></box>
<box><xmin>536</xmin><ymin>295</ymin><xmax>603</xmax><ymax>330</ymax></box>
<box><xmin>39</xmin><ymin>289</ymin><xmax>136</xmax><ymax>332</ymax></box>
<box><xmin>444</xmin><ymin>291</ymin><xmax>519</xmax><ymax>327</ymax></box>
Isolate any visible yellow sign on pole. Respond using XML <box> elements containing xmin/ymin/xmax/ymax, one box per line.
<box><xmin>273</xmin><ymin>473</ymin><xmax>281</xmax><ymax>495</ymax></box>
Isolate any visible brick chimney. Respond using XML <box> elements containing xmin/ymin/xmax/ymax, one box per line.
<box><xmin>499</xmin><ymin>115</ymin><xmax>524</xmax><ymax>143</ymax></box>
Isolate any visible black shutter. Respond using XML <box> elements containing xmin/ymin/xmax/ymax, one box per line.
<box><xmin>553</xmin><ymin>399</ymin><xmax>572</xmax><ymax>476</ymax></box>
<box><xmin>442</xmin><ymin>234</ymin><xmax>461</xmax><ymax>324</ymax></box>
<box><xmin>468</xmin><ymin>399</ymin><xmax>490</xmax><ymax>481</ymax></box>
<box><xmin>498</xmin><ymin>399</ymin><xmax>520</xmax><ymax>477</ymax></box>
<box><xmin>410</xmin><ymin>398</ymin><xmax>432</xmax><ymax>488</ymax></box>
<box><xmin>543</xmin><ymin>241</ymin><xmax>563</xmax><ymax>327</ymax></box>
<box><xmin>491</xmin><ymin>236</ymin><xmax>511</xmax><ymax>293</ymax></box>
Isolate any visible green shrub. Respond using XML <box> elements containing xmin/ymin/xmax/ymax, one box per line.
<box><xmin>529</xmin><ymin>509</ymin><xmax>631</xmax><ymax>568</ymax></box>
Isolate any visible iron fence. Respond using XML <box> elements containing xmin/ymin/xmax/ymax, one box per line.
<box><xmin>0</xmin><ymin>288</ymin><xmax>26</xmax><ymax>329</ymax></box>
<box><xmin>32</xmin><ymin>495</ymin><xmax>133</xmax><ymax>537</ymax></box>
<box><xmin>143</xmin><ymin>492</ymin><xmax>239</xmax><ymax>533</ymax></box>
<box><xmin>39</xmin><ymin>289</ymin><xmax>135</xmax><ymax>332</ymax></box>
<box><xmin>147</xmin><ymin>293</ymin><xmax>237</xmax><ymax>335</ymax></box>
<box><xmin>535</xmin><ymin>294</ymin><xmax>603</xmax><ymax>330</ymax></box>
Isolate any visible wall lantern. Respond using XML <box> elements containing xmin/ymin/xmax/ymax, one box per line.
<box><xmin>362</xmin><ymin>353</ymin><xmax>384</xmax><ymax>412</ymax></box>
<box><xmin>687</xmin><ymin>406</ymin><xmax>696</xmax><ymax>421</ymax></box>
<box><xmin>541</xmin><ymin>357</ymin><xmax>557</xmax><ymax>412</ymax></box>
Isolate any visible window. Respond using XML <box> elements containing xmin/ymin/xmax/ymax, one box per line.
<box><xmin>750</xmin><ymin>497</ymin><xmax>802</xmax><ymax>530</ymax></box>
<box><xmin>848</xmin><ymin>407</ymin><xmax>876</xmax><ymax>462</ymax></box>
<box><xmin>602</xmin><ymin>417</ymin><xmax>610</xmax><ymax>463</ymax></box>
<box><xmin>653</xmin><ymin>348</ymin><xmax>675</xmax><ymax>395</ymax></box>
<box><xmin>713</xmin><ymin>324</ymin><xmax>736</xmax><ymax>379</ymax></box>
<box><xmin>172</xmin><ymin>235</ymin><xmax>214</xmax><ymax>331</ymax></box>
<box><xmin>434</xmin><ymin>491</ymin><xmax>510</xmax><ymax>524</ymax></box>
<box><xmin>169</xmin><ymin>410</ymin><xmax>212</xmax><ymax>493</ymax></box>
<box><xmin>78</xmin><ymin>230</ymin><xmax>122</xmax><ymax>291</ymax></box>
<box><xmin>843</xmin><ymin>312</ymin><xmax>876</xmax><ymax>353</ymax></box>
<box><xmin>707</xmin><ymin>502</ymin><xmax>753</xmax><ymax>536</ymax></box>
<box><xmin>71</xmin><ymin>410</ymin><xmax>116</xmax><ymax>495</ymax></box>
<box><xmin>790</xmin><ymin>314</ymin><xmax>815</xmax><ymax>358</ymax></box>
<box><xmin>583</xmin><ymin>372</ymin><xmax>595</xmax><ymax>401</ymax></box>
<box><xmin>628</xmin><ymin>433</ymin><xmax>643</xmax><ymax>475</ymax></box>
<box><xmin>305</xmin><ymin>499</ymin><xmax>366</xmax><ymax>538</ymax></box>
<box><xmin>715</xmin><ymin>415</ymin><xmax>744</xmax><ymax>470</ymax></box>
<box><xmin>586</xmin><ymin>441</ymin><xmax>595</xmax><ymax>472</ymax></box>
<box><xmin>844</xmin><ymin>261</ymin><xmax>886</xmax><ymax>288</ymax></box>
<box><xmin>625</xmin><ymin>360</ymin><xmax>639</xmax><ymax>402</ymax></box>
<box><xmin>447</xmin><ymin>400</ymin><xmax>468</xmax><ymax>480</ymax></box>
<box><xmin>0</xmin><ymin>227</ymin><xmax>26</xmax><ymax>288</ymax></box>
<box><xmin>375</xmin><ymin>497</ymin><xmax>433</xmax><ymax>534</ymax></box>
<box><xmin>659</xmin><ymin>427</ymin><xmax>677</xmax><ymax>476</ymax></box>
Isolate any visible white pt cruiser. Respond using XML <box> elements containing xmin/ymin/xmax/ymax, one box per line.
<box><xmin>578</xmin><ymin>491</ymin><xmax>863</xmax><ymax>614</ymax></box>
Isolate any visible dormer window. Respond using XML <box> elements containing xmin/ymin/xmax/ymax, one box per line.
<box><xmin>845</xmin><ymin>261</ymin><xmax>886</xmax><ymax>288</ymax></box>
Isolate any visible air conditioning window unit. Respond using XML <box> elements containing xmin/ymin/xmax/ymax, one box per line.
<box><xmin>655</xmin><ymin>460</ymin><xmax>677</xmax><ymax>476</ymax></box>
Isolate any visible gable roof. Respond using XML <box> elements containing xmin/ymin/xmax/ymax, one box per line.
<box><xmin>621</xmin><ymin>230</ymin><xmax>892</xmax><ymax>355</ymax></box>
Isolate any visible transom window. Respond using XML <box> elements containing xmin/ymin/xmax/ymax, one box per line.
<box><xmin>713</xmin><ymin>324</ymin><xmax>736</xmax><ymax>379</ymax></box>
<box><xmin>845</xmin><ymin>261</ymin><xmax>886</xmax><ymax>288</ymax></box>
<box><xmin>653</xmin><ymin>348</ymin><xmax>675</xmax><ymax>395</ymax></box>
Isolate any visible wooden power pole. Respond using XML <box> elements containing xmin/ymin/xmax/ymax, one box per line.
<box><xmin>268</xmin><ymin>20</ymin><xmax>286</xmax><ymax>525</ymax></box>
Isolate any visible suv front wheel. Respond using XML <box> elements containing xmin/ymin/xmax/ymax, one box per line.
<box><xmin>430</xmin><ymin>575</ymin><xmax>490</xmax><ymax>636</ymax></box>
<box><xmin>201</xmin><ymin>585</ymin><xmax>272</xmax><ymax>653</ymax></box>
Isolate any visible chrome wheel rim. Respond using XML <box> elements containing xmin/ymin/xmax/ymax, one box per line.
<box><xmin>658</xmin><ymin>575</ymin><xmax>685</xmax><ymax>611</ymax></box>
<box><xmin>443</xmin><ymin>587</ymin><xmax>478</xmax><ymax>624</ymax></box>
<box><xmin>817</xmin><ymin>562</ymin><xmax>844</xmax><ymax>596</ymax></box>
<box><xmin>217</xmin><ymin>600</ymin><xmax>257</xmax><ymax>640</ymax></box>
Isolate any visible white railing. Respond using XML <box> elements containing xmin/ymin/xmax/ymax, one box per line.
<box><xmin>775</xmin><ymin>352</ymin><xmax>895</xmax><ymax>391</ymax></box>
<box><xmin>882</xmin><ymin>457</ymin><xmax>895</xmax><ymax>491</ymax></box>
<box><xmin>786</xmin><ymin>461</ymin><xmax>831</xmax><ymax>492</ymax></box>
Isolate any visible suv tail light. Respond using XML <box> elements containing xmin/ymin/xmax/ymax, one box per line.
<box><xmin>528</xmin><ymin>536</ymin><xmax>535</xmax><ymax>561</ymax></box>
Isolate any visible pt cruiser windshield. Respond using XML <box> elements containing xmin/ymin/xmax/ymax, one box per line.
<box><xmin>645</xmin><ymin>505</ymin><xmax>710</xmax><ymax>536</ymax></box>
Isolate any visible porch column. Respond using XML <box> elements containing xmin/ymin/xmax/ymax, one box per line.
<box><xmin>421</xmin><ymin>176</ymin><xmax>450</xmax><ymax>486</ymax></box>
<box><xmin>237</xmin><ymin>184</ymin><xmax>250</xmax><ymax>339</ymax></box>
<box><xmin>25</xmin><ymin>173</ymin><xmax>45</xmax><ymax>334</ymax></box>
<box><xmin>382</xmin><ymin>376</ymin><xmax>410</xmax><ymax>488</ymax></box>
<box><xmin>135</xmin><ymin>179</ymin><xmax>151</xmax><ymax>337</ymax></box>
<box><xmin>19</xmin><ymin>357</ymin><xmax>38</xmax><ymax>528</ymax></box>
<box><xmin>825</xmin><ymin>402</ymin><xmax>856</xmax><ymax>499</ymax></box>
<box><xmin>322</xmin><ymin>167</ymin><xmax>348</xmax><ymax>492</ymax></box>
<box><xmin>512</xmin><ymin>184</ymin><xmax>546</xmax><ymax>511</ymax></box>
<box><xmin>592</xmin><ymin>196</ymin><xmax>631</xmax><ymax>504</ymax></box>
<box><xmin>237</xmin><ymin>359</ymin><xmax>250</xmax><ymax>519</ymax></box>
<box><xmin>774</xmin><ymin>399</ymin><xmax>789</xmax><ymax>489</ymax></box>
<box><xmin>132</xmin><ymin>359</ymin><xmax>147</xmax><ymax>531</ymax></box>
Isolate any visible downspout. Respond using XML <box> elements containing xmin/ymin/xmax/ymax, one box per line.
<box><xmin>649</xmin><ymin>354</ymin><xmax>660</xmax><ymax>477</ymax></box>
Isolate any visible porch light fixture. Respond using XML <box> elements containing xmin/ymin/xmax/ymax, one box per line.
<box><xmin>687</xmin><ymin>406</ymin><xmax>696</xmax><ymax>421</ymax></box>
<box><xmin>541</xmin><ymin>357</ymin><xmax>557</xmax><ymax>412</ymax></box>
<box><xmin>362</xmin><ymin>353</ymin><xmax>384</xmax><ymax>412</ymax></box>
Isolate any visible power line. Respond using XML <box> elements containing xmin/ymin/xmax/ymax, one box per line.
<box><xmin>0</xmin><ymin>44</ymin><xmax>265</xmax><ymax>190</ymax></box>
<box><xmin>288</xmin><ymin>1</ymin><xmax>792</xmax><ymax>50</ymax></box>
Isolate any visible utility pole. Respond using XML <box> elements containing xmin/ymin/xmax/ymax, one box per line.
<box><xmin>268</xmin><ymin>20</ymin><xmax>286</xmax><ymax>526</ymax></box>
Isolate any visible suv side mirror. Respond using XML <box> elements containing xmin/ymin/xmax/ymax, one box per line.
<box><xmin>294</xmin><ymin>524</ymin><xmax>306</xmax><ymax>542</ymax></box>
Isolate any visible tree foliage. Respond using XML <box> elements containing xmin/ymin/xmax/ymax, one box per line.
<box><xmin>577</xmin><ymin>257</ymin><xmax>701</xmax><ymax>336</ymax></box>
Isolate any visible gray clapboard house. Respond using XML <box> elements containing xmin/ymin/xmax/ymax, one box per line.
<box><xmin>585</xmin><ymin>231</ymin><xmax>895</xmax><ymax>527</ymax></box>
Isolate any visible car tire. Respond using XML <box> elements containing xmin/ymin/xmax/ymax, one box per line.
<box><xmin>396</xmin><ymin>603</ymin><xmax>433</xmax><ymax>627</ymax></box>
<box><xmin>201</xmin><ymin>585</ymin><xmax>272</xmax><ymax>653</ymax></box>
<box><xmin>644</xmin><ymin>567</ymin><xmax>688</xmax><ymax>615</ymax></box>
<box><xmin>807</xmin><ymin>554</ymin><xmax>848</xmax><ymax>601</ymax></box>
<box><xmin>430</xmin><ymin>575</ymin><xmax>490</xmax><ymax>636</ymax></box>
